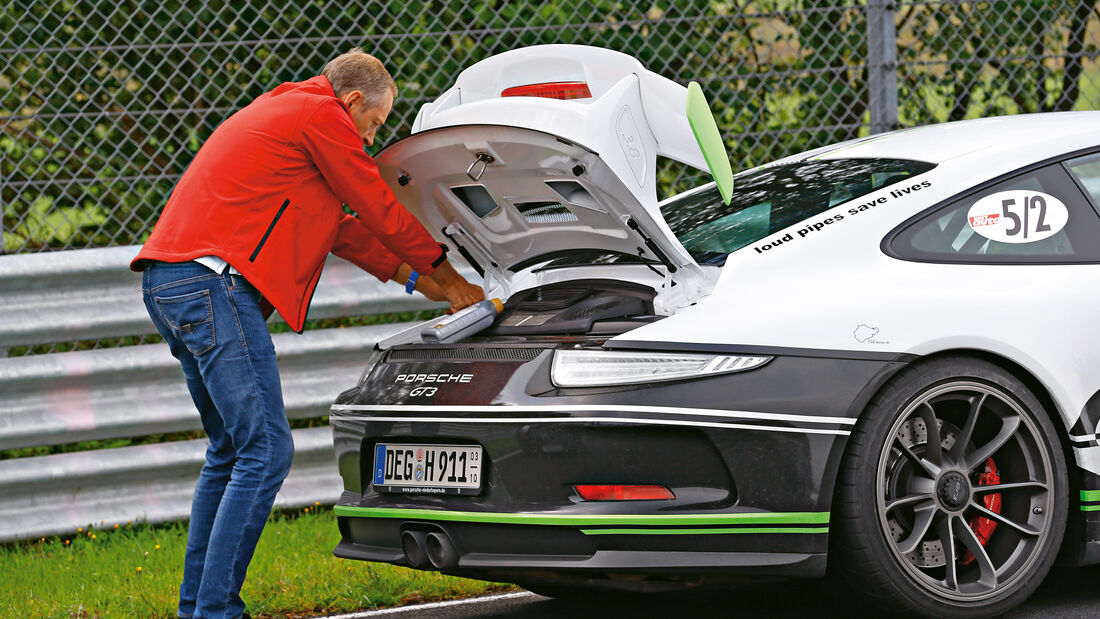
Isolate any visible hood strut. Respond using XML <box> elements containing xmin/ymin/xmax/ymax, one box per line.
<box><xmin>626</xmin><ymin>217</ymin><xmax>678</xmax><ymax>274</ymax></box>
<box><xmin>441</xmin><ymin>225</ymin><xmax>485</xmax><ymax>277</ymax></box>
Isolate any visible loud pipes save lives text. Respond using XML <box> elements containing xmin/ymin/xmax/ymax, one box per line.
<box><xmin>753</xmin><ymin>180</ymin><xmax>932</xmax><ymax>254</ymax></box>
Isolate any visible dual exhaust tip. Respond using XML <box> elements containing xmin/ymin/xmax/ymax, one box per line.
<box><xmin>401</xmin><ymin>529</ymin><xmax>458</xmax><ymax>570</ymax></box>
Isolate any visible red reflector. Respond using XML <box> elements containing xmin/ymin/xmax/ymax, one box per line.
<box><xmin>575</xmin><ymin>485</ymin><xmax>675</xmax><ymax>501</ymax></box>
<box><xmin>501</xmin><ymin>81</ymin><xmax>592</xmax><ymax>100</ymax></box>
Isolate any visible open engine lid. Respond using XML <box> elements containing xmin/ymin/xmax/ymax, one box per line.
<box><xmin>375</xmin><ymin>45</ymin><xmax>727</xmax><ymax>301</ymax></box>
<box><xmin>375</xmin><ymin>124</ymin><xmax>709</xmax><ymax>298</ymax></box>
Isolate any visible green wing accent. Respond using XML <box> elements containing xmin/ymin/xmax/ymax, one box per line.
<box><xmin>686</xmin><ymin>81</ymin><xmax>734</xmax><ymax>205</ymax></box>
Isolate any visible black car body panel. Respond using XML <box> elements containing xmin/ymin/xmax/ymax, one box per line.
<box><xmin>330</xmin><ymin>342</ymin><xmax>908</xmax><ymax>587</ymax></box>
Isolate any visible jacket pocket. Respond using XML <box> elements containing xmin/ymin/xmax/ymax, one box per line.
<box><xmin>250</xmin><ymin>198</ymin><xmax>291</xmax><ymax>262</ymax></box>
<box><xmin>154</xmin><ymin>289</ymin><xmax>216</xmax><ymax>356</ymax></box>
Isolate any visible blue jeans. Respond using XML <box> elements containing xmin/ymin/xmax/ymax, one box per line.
<box><xmin>142</xmin><ymin>261</ymin><xmax>294</xmax><ymax>619</ymax></box>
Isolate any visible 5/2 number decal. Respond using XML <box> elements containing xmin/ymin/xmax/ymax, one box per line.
<box><xmin>967</xmin><ymin>190</ymin><xmax>1068</xmax><ymax>244</ymax></box>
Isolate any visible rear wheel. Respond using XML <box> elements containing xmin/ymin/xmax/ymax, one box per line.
<box><xmin>832</xmin><ymin>357</ymin><xmax>1066</xmax><ymax>617</ymax></box>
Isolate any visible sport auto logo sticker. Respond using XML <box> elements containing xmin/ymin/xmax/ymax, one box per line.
<box><xmin>966</xmin><ymin>190</ymin><xmax>1068</xmax><ymax>243</ymax></box>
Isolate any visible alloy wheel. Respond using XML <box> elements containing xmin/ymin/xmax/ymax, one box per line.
<box><xmin>875</xmin><ymin>380</ymin><xmax>1054</xmax><ymax>601</ymax></box>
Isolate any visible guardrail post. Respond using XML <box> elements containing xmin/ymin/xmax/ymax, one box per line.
<box><xmin>867</xmin><ymin>0</ymin><xmax>899</xmax><ymax>135</ymax></box>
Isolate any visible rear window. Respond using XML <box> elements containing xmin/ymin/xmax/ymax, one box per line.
<box><xmin>660</xmin><ymin>158</ymin><xmax>936</xmax><ymax>264</ymax></box>
<box><xmin>888</xmin><ymin>162</ymin><xmax>1100</xmax><ymax>263</ymax></box>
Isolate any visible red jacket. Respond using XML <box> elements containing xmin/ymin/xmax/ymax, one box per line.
<box><xmin>132</xmin><ymin>76</ymin><xmax>445</xmax><ymax>331</ymax></box>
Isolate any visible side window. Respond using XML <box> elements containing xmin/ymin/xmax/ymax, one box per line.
<box><xmin>890</xmin><ymin>164</ymin><xmax>1100</xmax><ymax>263</ymax></box>
<box><xmin>1065</xmin><ymin>152</ymin><xmax>1100</xmax><ymax>214</ymax></box>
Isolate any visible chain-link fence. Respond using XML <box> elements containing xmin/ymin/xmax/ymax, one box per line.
<box><xmin>3</xmin><ymin>1</ymin><xmax>1100</xmax><ymax>255</ymax></box>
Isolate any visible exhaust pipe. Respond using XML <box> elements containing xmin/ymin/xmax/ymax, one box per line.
<box><xmin>425</xmin><ymin>531</ymin><xmax>459</xmax><ymax>570</ymax></box>
<box><xmin>401</xmin><ymin>530</ymin><xmax>430</xmax><ymax>569</ymax></box>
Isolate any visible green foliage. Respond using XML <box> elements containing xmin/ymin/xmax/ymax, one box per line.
<box><xmin>0</xmin><ymin>506</ymin><xmax>505</xmax><ymax>618</ymax></box>
<box><xmin>3</xmin><ymin>195</ymin><xmax>107</xmax><ymax>250</ymax></box>
<box><xmin>896</xmin><ymin>0</ymin><xmax>1099</xmax><ymax>124</ymax></box>
<box><xmin>5</xmin><ymin>333</ymin><xmax>164</xmax><ymax>357</ymax></box>
<box><xmin>266</xmin><ymin>309</ymin><xmax>439</xmax><ymax>335</ymax></box>
<box><xmin>3</xmin><ymin>2</ymin><xmax>1100</xmax><ymax>253</ymax></box>
<box><xmin>0</xmin><ymin>429</ymin><xmax>203</xmax><ymax>461</ymax></box>
<box><xmin>788</xmin><ymin>2</ymin><xmax>867</xmax><ymax>144</ymax></box>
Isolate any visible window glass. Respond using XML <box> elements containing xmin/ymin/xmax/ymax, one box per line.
<box><xmin>660</xmin><ymin>159</ymin><xmax>936</xmax><ymax>265</ymax></box>
<box><xmin>1066</xmin><ymin>152</ymin><xmax>1100</xmax><ymax>213</ymax></box>
<box><xmin>891</xmin><ymin>164</ymin><xmax>1100</xmax><ymax>263</ymax></box>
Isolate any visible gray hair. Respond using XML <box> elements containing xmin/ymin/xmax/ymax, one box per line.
<box><xmin>322</xmin><ymin>48</ymin><xmax>398</xmax><ymax>107</ymax></box>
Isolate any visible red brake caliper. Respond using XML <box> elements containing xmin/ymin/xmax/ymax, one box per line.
<box><xmin>961</xmin><ymin>457</ymin><xmax>1001</xmax><ymax>565</ymax></box>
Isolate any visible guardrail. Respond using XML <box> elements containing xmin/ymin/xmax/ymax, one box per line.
<box><xmin>0</xmin><ymin>246</ymin><xmax>439</xmax><ymax>348</ymax></box>
<box><xmin>0</xmin><ymin>246</ymin><xmax>452</xmax><ymax>542</ymax></box>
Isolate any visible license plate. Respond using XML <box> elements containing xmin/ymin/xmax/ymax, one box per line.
<box><xmin>372</xmin><ymin>443</ymin><xmax>483</xmax><ymax>495</ymax></box>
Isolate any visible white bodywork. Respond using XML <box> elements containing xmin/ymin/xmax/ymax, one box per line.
<box><xmin>388</xmin><ymin>45</ymin><xmax>718</xmax><ymax>310</ymax></box>
<box><xmin>617</xmin><ymin>113</ymin><xmax>1100</xmax><ymax>474</ymax></box>
<box><xmin>387</xmin><ymin>45</ymin><xmax>1100</xmax><ymax>475</ymax></box>
<box><xmin>412</xmin><ymin>44</ymin><xmax>710</xmax><ymax>191</ymax></box>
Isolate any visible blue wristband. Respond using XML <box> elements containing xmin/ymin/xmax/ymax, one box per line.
<box><xmin>405</xmin><ymin>270</ymin><xmax>419</xmax><ymax>294</ymax></box>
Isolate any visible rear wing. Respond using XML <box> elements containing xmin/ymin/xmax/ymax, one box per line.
<box><xmin>410</xmin><ymin>44</ymin><xmax>732</xmax><ymax>207</ymax></box>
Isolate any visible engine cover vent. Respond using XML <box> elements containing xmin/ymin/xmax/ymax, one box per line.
<box><xmin>387</xmin><ymin>347</ymin><xmax>547</xmax><ymax>362</ymax></box>
<box><xmin>516</xmin><ymin>287</ymin><xmax>591</xmax><ymax>311</ymax></box>
<box><xmin>489</xmin><ymin>280</ymin><xmax>656</xmax><ymax>336</ymax></box>
<box><xmin>515</xmin><ymin>201</ymin><xmax>579</xmax><ymax>224</ymax></box>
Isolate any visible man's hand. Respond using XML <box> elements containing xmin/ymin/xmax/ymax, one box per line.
<box><xmin>422</xmin><ymin>260</ymin><xmax>485</xmax><ymax>313</ymax></box>
<box><xmin>393</xmin><ymin>261</ymin><xmax>484</xmax><ymax>311</ymax></box>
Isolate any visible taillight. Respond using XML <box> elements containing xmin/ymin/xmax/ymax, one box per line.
<box><xmin>501</xmin><ymin>81</ymin><xmax>592</xmax><ymax>100</ymax></box>
<box><xmin>551</xmin><ymin>349</ymin><xmax>771</xmax><ymax>387</ymax></box>
<box><xmin>574</xmin><ymin>484</ymin><xmax>675</xmax><ymax>501</ymax></box>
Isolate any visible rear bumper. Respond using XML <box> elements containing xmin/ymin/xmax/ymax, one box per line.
<box><xmin>333</xmin><ymin>494</ymin><xmax>828</xmax><ymax>584</ymax></box>
<box><xmin>330</xmin><ymin>407</ymin><xmax>839</xmax><ymax>585</ymax></box>
<box><xmin>329</xmin><ymin>347</ymin><xmax>907</xmax><ymax>586</ymax></box>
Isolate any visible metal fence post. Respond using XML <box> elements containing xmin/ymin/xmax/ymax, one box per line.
<box><xmin>867</xmin><ymin>0</ymin><xmax>899</xmax><ymax>134</ymax></box>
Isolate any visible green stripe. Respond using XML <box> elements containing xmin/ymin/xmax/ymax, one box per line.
<box><xmin>1081</xmin><ymin>490</ymin><xmax>1100</xmax><ymax>501</ymax></box>
<box><xmin>580</xmin><ymin>527</ymin><xmax>828</xmax><ymax>536</ymax></box>
<box><xmin>1082</xmin><ymin>504</ymin><xmax>1100</xmax><ymax>512</ymax></box>
<box><xmin>334</xmin><ymin>506</ymin><xmax>829</xmax><ymax>527</ymax></box>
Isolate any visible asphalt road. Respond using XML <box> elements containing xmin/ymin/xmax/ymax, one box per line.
<box><xmin>331</xmin><ymin>564</ymin><xmax>1100</xmax><ymax>618</ymax></box>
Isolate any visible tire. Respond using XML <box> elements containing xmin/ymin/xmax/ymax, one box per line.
<box><xmin>831</xmin><ymin>356</ymin><xmax>1067</xmax><ymax>618</ymax></box>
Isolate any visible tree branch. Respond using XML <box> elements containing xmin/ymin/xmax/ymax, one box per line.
<box><xmin>1056</xmin><ymin>0</ymin><xmax>1092</xmax><ymax>112</ymax></box>
<box><xmin>1035</xmin><ymin>19</ymin><xmax>1049</xmax><ymax>112</ymax></box>
<box><xmin>115</xmin><ymin>109</ymin><xmax>174</xmax><ymax>174</ymax></box>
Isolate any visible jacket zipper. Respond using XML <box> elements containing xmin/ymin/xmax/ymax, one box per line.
<box><xmin>249</xmin><ymin>198</ymin><xmax>290</xmax><ymax>262</ymax></box>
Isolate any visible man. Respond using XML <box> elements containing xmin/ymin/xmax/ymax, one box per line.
<box><xmin>131</xmin><ymin>49</ymin><xmax>484</xmax><ymax>619</ymax></box>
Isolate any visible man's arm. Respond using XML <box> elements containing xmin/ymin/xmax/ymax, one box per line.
<box><xmin>330</xmin><ymin>214</ymin><xmax>403</xmax><ymax>282</ymax></box>
<box><xmin>303</xmin><ymin>100</ymin><xmax>483</xmax><ymax>310</ymax></box>
<box><xmin>330</xmin><ymin>213</ymin><xmax>481</xmax><ymax>310</ymax></box>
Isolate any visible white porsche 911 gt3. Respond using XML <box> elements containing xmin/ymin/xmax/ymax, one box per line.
<box><xmin>330</xmin><ymin>45</ymin><xmax>1100</xmax><ymax>617</ymax></box>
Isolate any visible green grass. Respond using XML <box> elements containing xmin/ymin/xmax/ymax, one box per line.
<box><xmin>0</xmin><ymin>506</ymin><xmax>506</xmax><ymax>618</ymax></box>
